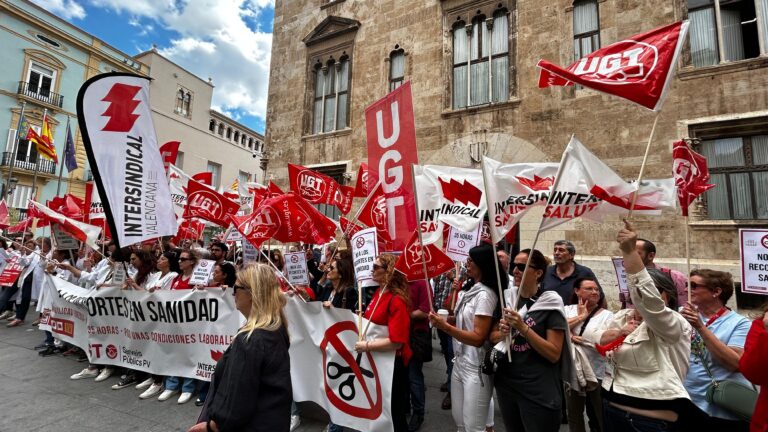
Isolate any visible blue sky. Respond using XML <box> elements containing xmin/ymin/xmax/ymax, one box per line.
<box><xmin>33</xmin><ymin>0</ymin><xmax>275</xmax><ymax>134</ymax></box>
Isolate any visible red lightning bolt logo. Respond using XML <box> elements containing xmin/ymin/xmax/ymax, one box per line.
<box><xmin>439</xmin><ymin>177</ymin><xmax>482</xmax><ymax>207</ymax></box>
<box><xmin>516</xmin><ymin>175</ymin><xmax>555</xmax><ymax>191</ymax></box>
<box><xmin>101</xmin><ymin>83</ymin><xmax>141</xmax><ymax>132</ymax></box>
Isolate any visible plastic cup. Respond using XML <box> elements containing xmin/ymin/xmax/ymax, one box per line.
<box><xmin>437</xmin><ymin>308</ymin><xmax>449</xmax><ymax>319</ymax></box>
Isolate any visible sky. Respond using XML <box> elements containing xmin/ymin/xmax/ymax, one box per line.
<box><xmin>32</xmin><ymin>0</ymin><xmax>275</xmax><ymax>134</ymax></box>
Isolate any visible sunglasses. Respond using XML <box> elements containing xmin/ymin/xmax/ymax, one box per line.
<box><xmin>372</xmin><ymin>263</ymin><xmax>387</xmax><ymax>271</ymax></box>
<box><xmin>179</xmin><ymin>257</ymin><xmax>193</xmax><ymax>262</ymax></box>
<box><xmin>689</xmin><ymin>281</ymin><xmax>708</xmax><ymax>290</ymax></box>
<box><xmin>512</xmin><ymin>263</ymin><xmax>539</xmax><ymax>272</ymax></box>
<box><xmin>233</xmin><ymin>284</ymin><xmax>249</xmax><ymax>296</ymax></box>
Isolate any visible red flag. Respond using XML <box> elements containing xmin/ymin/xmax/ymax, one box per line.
<box><xmin>172</xmin><ymin>219</ymin><xmax>205</xmax><ymax>245</ymax></box>
<box><xmin>672</xmin><ymin>140</ymin><xmax>716</xmax><ymax>216</ymax></box>
<box><xmin>159</xmin><ymin>141</ymin><xmax>180</xmax><ymax>174</ymax></box>
<box><xmin>353</xmin><ymin>163</ymin><xmax>377</xmax><ymax>198</ymax></box>
<box><xmin>184</xmin><ymin>179</ymin><xmax>240</xmax><ymax>227</ymax></box>
<box><xmin>341</xmin><ymin>216</ymin><xmax>393</xmax><ymax>251</ymax></box>
<box><xmin>288</xmin><ymin>164</ymin><xmax>354</xmax><ymax>214</ymax></box>
<box><xmin>26</xmin><ymin>201</ymin><xmax>50</xmax><ymax>227</ymax></box>
<box><xmin>192</xmin><ymin>172</ymin><xmax>213</xmax><ymax>186</ymax></box>
<box><xmin>357</xmin><ymin>183</ymin><xmax>393</xmax><ymax>243</ymax></box>
<box><xmin>47</xmin><ymin>194</ymin><xmax>85</xmax><ymax>220</ymax></box>
<box><xmin>268</xmin><ymin>181</ymin><xmax>284</xmax><ymax>196</ymax></box>
<box><xmin>394</xmin><ymin>231</ymin><xmax>454</xmax><ymax>281</ymax></box>
<box><xmin>28</xmin><ymin>201</ymin><xmax>102</xmax><ymax>250</ymax></box>
<box><xmin>0</xmin><ymin>200</ymin><xmax>9</xmax><ymax>229</ymax></box>
<box><xmin>365</xmin><ymin>82</ymin><xmax>419</xmax><ymax>250</ymax></box>
<box><xmin>8</xmin><ymin>218</ymin><xmax>32</xmax><ymax>234</ymax></box>
<box><xmin>537</xmin><ymin>21</ymin><xmax>689</xmax><ymax>111</ymax></box>
<box><xmin>230</xmin><ymin>193</ymin><xmax>337</xmax><ymax>248</ymax></box>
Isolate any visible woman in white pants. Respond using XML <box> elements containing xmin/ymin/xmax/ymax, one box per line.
<box><xmin>430</xmin><ymin>243</ymin><xmax>505</xmax><ymax>432</ymax></box>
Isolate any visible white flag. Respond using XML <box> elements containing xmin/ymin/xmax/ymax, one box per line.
<box><xmin>77</xmin><ymin>73</ymin><xmax>176</xmax><ymax>247</ymax></box>
<box><xmin>414</xmin><ymin>166</ymin><xmax>442</xmax><ymax>245</ymax></box>
<box><xmin>420</xmin><ymin>165</ymin><xmax>486</xmax><ymax>233</ymax></box>
<box><xmin>483</xmin><ymin>157</ymin><xmax>559</xmax><ymax>242</ymax></box>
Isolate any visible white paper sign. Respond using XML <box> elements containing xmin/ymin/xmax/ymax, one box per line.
<box><xmin>445</xmin><ymin>224</ymin><xmax>481</xmax><ymax>262</ymax></box>
<box><xmin>226</xmin><ymin>226</ymin><xmax>243</xmax><ymax>242</ymax></box>
<box><xmin>52</xmin><ymin>224</ymin><xmax>80</xmax><ymax>250</ymax></box>
<box><xmin>284</xmin><ymin>252</ymin><xmax>309</xmax><ymax>285</ymax></box>
<box><xmin>351</xmin><ymin>228</ymin><xmax>379</xmax><ymax>288</ymax></box>
<box><xmin>111</xmin><ymin>264</ymin><xmax>127</xmax><ymax>286</ymax></box>
<box><xmin>740</xmin><ymin>229</ymin><xmax>768</xmax><ymax>295</ymax></box>
<box><xmin>191</xmin><ymin>259</ymin><xmax>216</xmax><ymax>285</ymax></box>
<box><xmin>242</xmin><ymin>241</ymin><xmax>258</xmax><ymax>264</ymax></box>
<box><xmin>611</xmin><ymin>257</ymin><xmax>628</xmax><ymax>296</ymax></box>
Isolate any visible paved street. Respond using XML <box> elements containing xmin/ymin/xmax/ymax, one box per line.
<box><xmin>0</xmin><ymin>322</ymin><xmax>545</xmax><ymax>432</ymax></box>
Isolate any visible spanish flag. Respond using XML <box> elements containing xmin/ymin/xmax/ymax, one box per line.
<box><xmin>26</xmin><ymin>114</ymin><xmax>58</xmax><ymax>163</ymax></box>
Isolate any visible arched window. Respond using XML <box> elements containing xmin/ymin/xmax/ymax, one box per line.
<box><xmin>226</xmin><ymin>127</ymin><xmax>232</xmax><ymax>139</ymax></box>
<box><xmin>175</xmin><ymin>89</ymin><xmax>184</xmax><ymax>113</ymax></box>
<box><xmin>234</xmin><ymin>131</ymin><xmax>240</xmax><ymax>142</ymax></box>
<box><xmin>218</xmin><ymin>123</ymin><xmax>224</xmax><ymax>136</ymax></box>
<box><xmin>312</xmin><ymin>55</ymin><xmax>350</xmax><ymax>134</ymax></box>
<box><xmin>452</xmin><ymin>9</ymin><xmax>509</xmax><ymax>109</ymax></box>
<box><xmin>182</xmin><ymin>91</ymin><xmax>192</xmax><ymax>116</ymax></box>
<box><xmin>248</xmin><ymin>138</ymin><xmax>254</xmax><ymax>148</ymax></box>
<box><xmin>241</xmin><ymin>135</ymin><xmax>247</xmax><ymax>145</ymax></box>
<box><xmin>209</xmin><ymin>119</ymin><xmax>215</xmax><ymax>132</ymax></box>
<box><xmin>389</xmin><ymin>47</ymin><xmax>405</xmax><ymax>91</ymax></box>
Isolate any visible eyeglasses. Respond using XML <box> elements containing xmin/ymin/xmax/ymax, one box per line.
<box><xmin>233</xmin><ymin>284</ymin><xmax>249</xmax><ymax>296</ymax></box>
<box><xmin>372</xmin><ymin>263</ymin><xmax>386</xmax><ymax>271</ymax></box>
<box><xmin>179</xmin><ymin>257</ymin><xmax>192</xmax><ymax>262</ymax></box>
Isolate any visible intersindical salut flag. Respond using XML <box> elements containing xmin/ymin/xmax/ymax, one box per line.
<box><xmin>286</xmin><ymin>297</ymin><xmax>395</xmax><ymax>432</ymax></box>
<box><xmin>482</xmin><ymin>157</ymin><xmax>559</xmax><ymax>242</ymax></box>
<box><xmin>419</xmin><ymin>165</ymin><xmax>486</xmax><ymax>234</ymax></box>
<box><xmin>77</xmin><ymin>73</ymin><xmax>177</xmax><ymax>247</ymax></box>
<box><xmin>413</xmin><ymin>165</ymin><xmax>443</xmax><ymax>245</ymax></box>
<box><xmin>540</xmin><ymin>136</ymin><xmax>675</xmax><ymax>231</ymax></box>
<box><xmin>537</xmin><ymin>21</ymin><xmax>689</xmax><ymax>111</ymax></box>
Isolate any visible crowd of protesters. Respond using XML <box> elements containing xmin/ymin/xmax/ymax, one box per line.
<box><xmin>0</xmin><ymin>220</ymin><xmax>766</xmax><ymax>432</ymax></box>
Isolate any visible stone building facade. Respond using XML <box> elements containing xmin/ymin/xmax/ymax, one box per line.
<box><xmin>265</xmin><ymin>0</ymin><xmax>768</xmax><ymax>308</ymax></box>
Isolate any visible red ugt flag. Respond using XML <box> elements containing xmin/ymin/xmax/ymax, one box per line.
<box><xmin>184</xmin><ymin>179</ymin><xmax>240</xmax><ymax>227</ymax></box>
<box><xmin>394</xmin><ymin>231</ymin><xmax>454</xmax><ymax>282</ymax></box>
<box><xmin>672</xmin><ymin>140</ymin><xmax>715</xmax><ymax>216</ymax></box>
<box><xmin>537</xmin><ymin>21</ymin><xmax>689</xmax><ymax>111</ymax></box>
<box><xmin>288</xmin><ymin>164</ymin><xmax>354</xmax><ymax>214</ymax></box>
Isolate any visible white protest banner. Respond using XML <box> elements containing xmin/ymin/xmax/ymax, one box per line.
<box><xmin>351</xmin><ymin>227</ymin><xmax>378</xmax><ymax>288</ymax></box>
<box><xmin>286</xmin><ymin>297</ymin><xmax>395</xmax><ymax>432</ymax></box>
<box><xmin>191</xmin><ymin>259</ymin><xmax>216</xmax><ymax>286</ymax></box>
<box><xmin>39</xmin><ymin>275</ymin><xmax>90</xmax><ymax>349</ymax></box>
<box><xmin>445</xmin><ymin>224</ymin><xmax>481</xmax><ymax>262</ymax></box>
<box><xmin>52</xmin><ymin>223</ymin><xmax>80</xmax><ymax>250</ymax></box>
<box><xmin>611</xmin><ymin>257</ymin><xmax>629</xmax><ymax>297</ymax></box>
<box><xmin>740</xmin><ymin>229</ymin><xmax>768</xmax><ymax>295</ymax></box>
<box><xmin>83</xmin><ymin>286</ymin><xmax>240</xmax><ymax>380</ymax></box>
<box><xmin>285</xmin><ymin>251</ymin><xmax>309</xmax><ymax>285</ymax></box>
<box><xmin>242</xmin><ymin>241</ymin><xmax>258</xmax><ymax>264</ymax></box>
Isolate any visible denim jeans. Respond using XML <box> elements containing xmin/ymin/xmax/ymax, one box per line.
<box><xmin>327</xmin><ymin>423</ymin><xmax>345</xmax><ymax>432</ymax></box>
<box><xmin>0</xmin><ymin>284</ymin><xmax>19</xmax><ymax>312</ymax></box>
<box><xmin>603</xmin><ymin>402</ymin><xmax>672</xmax><ymax>432</ymax></box>
<box><xmin>198</xmin><ymin>381</ymin><xmax>210</xmax><ymax>401</ymax></box>
<box><xmin>437</xmin><ymin>329</ymin><xmax>453</xmax><ymax>391</ymax></box>
<box><xmin>165</xmin><ymin>376</ymin><xmax>196</xmax><ymax>393</ymax></box>
<box><xmin>408</xmin><ymin>359</ymin><xmax>425</xmax><ymax>416</ymax></box>
<box><xmin>44</xmin><ymin>330</ymin><xmax>54</xmax><ymax>346</ymax></box>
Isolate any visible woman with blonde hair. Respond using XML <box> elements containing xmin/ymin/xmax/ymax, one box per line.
<box><xmin>355</xmin><ymin>253</ymin><xmax>411</xmax><ymax>432</ymax></box>
<box><xmin>189</xmin><ymin>264</ymin><xmax>291</xmax><ymax>432</ymax></box>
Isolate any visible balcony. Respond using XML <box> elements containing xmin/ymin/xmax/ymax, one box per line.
<box><xmin>17</xmin><ymin>81</ymin><xmax>64</xmax><ymax>108</ymax></box>
<box><xmin>0</xmin><ymin>152</ymin><xmax>56</xmax><ymax>175</ymax></box>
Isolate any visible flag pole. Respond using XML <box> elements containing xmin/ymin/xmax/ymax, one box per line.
<box><xmin>627</xmin><ymin>113</ymin><xmax>661</xmax><ymax>218</ymax></box>
<box><xmin>685</xmin><ymin>214</ymin><xmax>691</xmax><ymax>304</ymax></box>
<box><xmin>329</xmin><ymin>179</ymin><xmax>383</xmax><ymax>265</ymax></box>
<box><xmin>5</xmin><ymin>101</ymin><xmax>26</xmax><ymax>198</ymax></box>
<box><xmin>31</xmin><ymin>109</ymin><xmax>47</xmax><ymax>204</ymax></box>
<box><xmin>409</xmin><ymin>164</ymin><xmax>434</xmax><ymax>312</ymax></box>
<box><xmin>55</xmin><ymin>116</ymin><xmax>70</xmax><ymax>196</ymax></box>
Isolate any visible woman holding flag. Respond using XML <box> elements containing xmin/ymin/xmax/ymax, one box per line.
<box><xmin>354</xmin><ymin>253</ymin><xmax>411</xmax><ymax>432</ymax></box>
<box><xmin>429</xmin><ymin>243</ymin><xmax>503</xmax><ymax>432</ymax></box>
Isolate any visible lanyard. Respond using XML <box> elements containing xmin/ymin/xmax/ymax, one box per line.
<box><xmin>703</xmin><ymin>307</ymin><xmax>728</xmax><ymax>327</ymax></box>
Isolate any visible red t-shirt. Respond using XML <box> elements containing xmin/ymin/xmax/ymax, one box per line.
<box><xmin>364</xmin><ymin>288</ymin><xmax>412</xmax><ymax>365</ymax></box>
<box><xmin>171</xmin><ymin>275</ymin><xmax>192</xmax><ymax>290</ymax></box>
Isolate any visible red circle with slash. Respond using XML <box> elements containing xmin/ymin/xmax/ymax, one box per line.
<box><xmin>320</xmin><ymin>321</ymin><xmax>382</xmax><ymax>419</ymax></box>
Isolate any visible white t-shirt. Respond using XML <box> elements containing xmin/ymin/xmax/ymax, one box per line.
<box><xmin>453</xmin><ymin>282</ymin><xmax>498</xmax><ymax>367</ymax></box>
<box><xmin>564</xmin><ymin>304</ymin><xmax>614</xmax><ymax>379</ymax></box>
<box><xmin>145</xmin><ymin>271</ymin><xmax>179</xmax><ymax>291</ymax></box>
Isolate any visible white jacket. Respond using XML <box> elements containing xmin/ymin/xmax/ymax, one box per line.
<box><xmin>588</xmin><ymin>268</ymin><xmax>692</xmax><ymax>401</ymax></box>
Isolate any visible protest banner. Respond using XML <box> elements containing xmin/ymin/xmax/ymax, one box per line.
<box><xmin>611</xmin><ymin>257</ymin><xmax>629</xmax><ymax>298</ymax></box>
<box><xmin>445</xmin><ymin>225</ymin><xmax>481</xmax><ymax>262</ymax></box>
<box><xmin>286</xmin><ymin>297</ymin><xmax>395</xmax><ymax>432</ymax></box>
<box><xmin>740</xmin><ymin>229</ymin><xmax>768</xmax><ymax>295</ymax></box>
<box><xmin>0</xmin><ymin>256</ymin><xmax>24</xmax><ymax>287</ymax></box>
<box><xmin>77</xmin><ymin>286</ymin><xmax>240</xmax><ymax>380</ymax></box>
<box><xmin>285</xmin><ymin>251</ymin><xmax>309</xmax><ymax>285</ymax></box>
<box><xmin>52</xmin><ymin>223</ymin><xmax>80</xmax><ymax>250</ymax></box>
<box><xmin>191</xmin><ymin>259</ymin><xmax>216</xmax><ymax>286</ymax></box>
<box><xmin>351</xmin><ymin>228</ymin><xmax>378</xmax><ymax>288</ymax></box>
<box><xmin>39</xmin><ymin>275</ymin><xmax>90</xmax><ymax>349</ymax></box>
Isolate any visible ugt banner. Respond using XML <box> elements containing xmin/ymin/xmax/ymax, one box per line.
<box><xmin>286</xmin><ymin>297</ymin><xmax>395</xmax><ymax>432</ymax></box>
<box><xmin>365</xmin><ymin>81</ymin><xmax>418</xmax><ymax>251</ymax></box>
<box><xmin>77</xmin><ymin>73</ymin><xmax>177</xmax><ymax>247</ymax></box>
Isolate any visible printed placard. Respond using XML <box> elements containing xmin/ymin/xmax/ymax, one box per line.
<box><xmin>242</xmin><ymin>241</ymin><xmax>258</xmax><ymax>264</ymax></box>
<box><xmin>445</xmin><ymin>224</ymin><xmax>482</xmax><ymax>262</ymax></box>
<box><xmin>191</xmin><ymin>259</ymin><xmax>216</xmax><ymax>286</ymax></box>
<box><xmin>351</xmin><ymin>228</ymin><xmax>379</xmax><ymax>288</ymax></box>
<box><xmin>611</xmin><ymin>257</ymin><xmax>628</xmax><ymax>296</ymax></box>
<box><xmin>0</xmin><ymin>256</ymin><xmax>24</xmax><ymax>287</ymax></box>
<box><xmin>52</xmin><ymin>224</ymin><xmax>80</xmax><ymax>250</ymax></box>
<box><xmin>284</xmin><ymin>251</ymin><xmax>309</xmax><ymax>285</ymax></box>
<box><xmin>740</xmin><ymin>229</ymin><xmax>768</xmax><ymax>295</ymax></box>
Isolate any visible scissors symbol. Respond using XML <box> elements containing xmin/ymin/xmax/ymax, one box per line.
<box><xmin>326</xmin><ymin>352</ymin><xmax>374</xmax><ymax>401</ymax></box>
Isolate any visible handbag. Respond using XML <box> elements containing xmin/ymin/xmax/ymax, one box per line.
<box><xmin>481</xmin><ymin>347</ymin><xmax>500</xmax><ymax>375</ymax></box>
<box><xmin>696</xmin><ymin>349</ymin><xmax>758</xmax><ymax>421</ymax></box>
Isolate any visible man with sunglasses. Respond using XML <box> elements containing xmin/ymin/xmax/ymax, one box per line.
<box><xmin>542</xmin><ymin>240</ymin><xmax>597</xmax><ymax>305</ymax></box>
